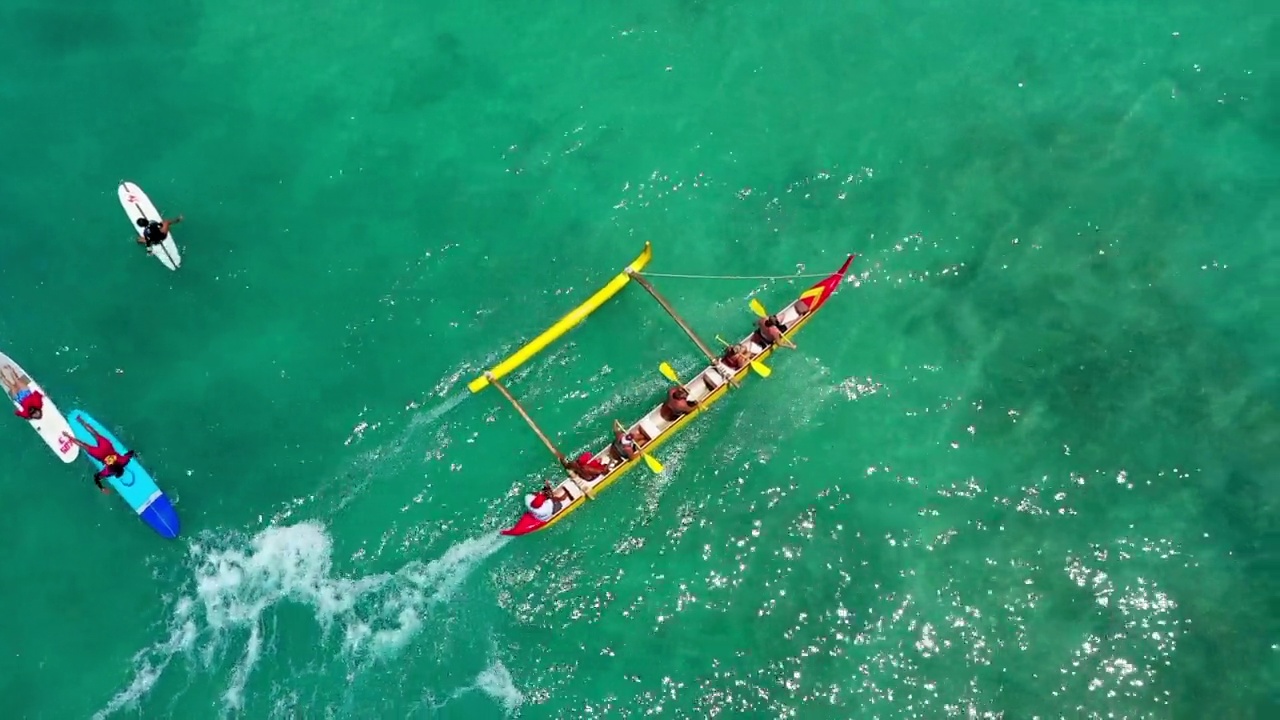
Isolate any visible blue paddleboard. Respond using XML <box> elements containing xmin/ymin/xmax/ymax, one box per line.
<box><xmin>67</xmin><ymin>410</ymin><xmax>180</xmax><ymax>539</ymax></box>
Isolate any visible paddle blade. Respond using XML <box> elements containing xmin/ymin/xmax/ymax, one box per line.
<box><xmin>643</xmin><ymin>452</ymin><xmax>664</xmax><ymax>473</ymax></box>
<box><xmin>749</xmin><ymin>360</ymin><xmax>772</xmax><ymax>378</ymax></box>
<box><xmin>749</xmin><ymin>298</ymin><xmax>768</xmax><ymax>317</ymax></box>
<box><xmin>659</xmin><ymin>362</ymin><xmax>680</xmax><ymax>383</ymax></box>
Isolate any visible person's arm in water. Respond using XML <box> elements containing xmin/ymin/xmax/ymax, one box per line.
<box><xmin>160</xmin><ymin>215</ymin><xmax>184</xmax><ymax>233</ymax></box>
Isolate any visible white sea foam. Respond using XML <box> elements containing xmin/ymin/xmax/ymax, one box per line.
<box><xmin>93</xmin><ymin>522</ymin><xmax>508</xmax><ymax>717</ymax></box>
<box><xmin>91</xmin><ymin>597</ymin><xmax>199</xmax><ymax>720</ymax></box>
<box><xmin>422</xmin><ymin>658</ymin><xmax>526</xmax><ymax>716</ymax></box>
<box><xmin>473</xmin><ymin>660</ymin><xmax>525</xmax><ymax>713</ymax></box>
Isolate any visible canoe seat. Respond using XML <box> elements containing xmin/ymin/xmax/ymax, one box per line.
<box><xmin>639</xmin><ymin>413</ymin><xmax>665</xmax><ymax>438</ymax></box>
<box><xmin>687</xmin><ymin>370</ymin><xmax>721</xmax><ymax>401</ymax></box>
<box><xmin>559</xmin><ymin>479</ymin><xmax>585</xmax><ymax>500</ymax></box>
<box><xmin>685</xmin><ymin>376</ymin><xmax>707</xmax><ymax>402</ymax></box>
<box><xmin>777</xmin><ymin>303</ymin><xmax>801</xmax><ymax>325</ymax></box>
<box><xmin>704</xmin><ymin>367</ymin><xmax>727</xmax><ymax>389</ymax></box>
<box><xmin>713</xmin><ymin>362</ymin><xmax>743</xmax><ymax>384</ymax></box>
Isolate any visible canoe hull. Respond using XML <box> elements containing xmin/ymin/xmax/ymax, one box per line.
<box><xmin>502</xmin><ymin>253</ymin><xmax>855</xmax><ymax>536</ymax></box>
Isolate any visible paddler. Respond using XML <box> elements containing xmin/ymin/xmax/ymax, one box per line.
<box><xmin>525</xmin><ymin>480</ymin><xmax>571</xmax><ymax>522</ymax></box>
<box><xmin>135</xmin><ymin>214</ymin><xmax>183</xmax><ymax>249</ymax></box>
<box><xmin>609</xmin><ymin>420</ymin><xmax>650</xmax><ymax>463</ymax></box>
<box><xmin>659</xmin><ymin>385</ymin><xmax>699</xmax><ymax>422</ymax></box>
<box><xmin>61</xmin><ymin>418</ymin><xmax>136</xmax><ymax>492</ymax></box>
<box><xmin>563</xmin><ymin>452</ymin><xmax>610</xmax><ymax>481</ymax></box>
<box><xmin>755</xmin><ymin>298</ymin><xmax>810</xmax><ymax>348</ymax></box>
<box><xmin>720</xmin><ymin>343</ymin><xmax>751</xmax><ymax>371</ymax></box>
<box><xmin>1</xmin><ymin>366</ymin><xmax>44</xmax><ymax>420</ymax></box>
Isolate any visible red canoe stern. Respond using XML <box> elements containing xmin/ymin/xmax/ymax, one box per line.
<box><xmin>501</xmin><ymin>511</ymin><xmax>548</xmax><ymax>536</ymax></box>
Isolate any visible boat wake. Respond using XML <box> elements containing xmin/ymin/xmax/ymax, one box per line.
<box><xmin>343</xmin><ymin>388</ymin><xmax>471</xmax><ymax>450</ymax></box>
<box><xmin>413</xmin><ymin>389</ymin><xmax>470</xmax><ymax>427</ymax></box>
<box><xmin>93</xmin><ymin>522</ymin><xmax>509</xmax><ymax>719</ymax></box>
<box><xmin>415</xmin><ymin>658</ymin><xmax>526</xmax><ymax>716</ymax></box>
<box><xmin>324</xmin><ymin>389</ymin><xmax>474</xmax><ymax>516</ymax></box>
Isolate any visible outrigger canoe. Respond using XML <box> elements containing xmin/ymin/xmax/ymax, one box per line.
<box><xmin>468</xmin><ymin>243</ymin><xmax>854</xmax><ymax>537</ymax></box>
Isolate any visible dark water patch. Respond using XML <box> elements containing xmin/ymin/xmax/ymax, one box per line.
<box><xmin>13</xmin><ymin>5</ymin><xmax>127</xmax><ymax>55</ymax></box>
<box><xmin>381</xmin><ymin>30</ymin><xmax>507</xmax><ymax>114</ymax></box>
<box><xmin>384</xmin><ymin>32</ymin><xmax>469</xmax><ymax>111</ymax></box>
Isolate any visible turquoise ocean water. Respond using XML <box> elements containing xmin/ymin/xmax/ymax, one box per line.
<box><xmin>1</xmin><ymin>0</ymin><xmax>1277</xmax><ymax>717</ymax></box>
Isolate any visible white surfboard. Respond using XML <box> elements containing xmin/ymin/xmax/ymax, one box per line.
<box><xmin>118</xmin><ymin>181</ymin><xmax>181</xmax><ymax>270</ymax></box>
<box><xmin>0</xmin><ymin>351</ymin><xmax>78</xmax><ymax>462</ymax></box>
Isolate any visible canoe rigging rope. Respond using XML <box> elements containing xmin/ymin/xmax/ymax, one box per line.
<box><xmin>637</xmin><ymin>271</ymin><xmax>832</xmax><ymax>280</ymax></box>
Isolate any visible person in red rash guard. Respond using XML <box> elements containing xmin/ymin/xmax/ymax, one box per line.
<box><xmin>61</xmin><ymin>417</ymin><xmax>136</xmax><ymax>493</ymax></box>
<box><xmin>563</xmin><ymin>452</ymin><xmax>610</xmax><ymax>481</ymax></box>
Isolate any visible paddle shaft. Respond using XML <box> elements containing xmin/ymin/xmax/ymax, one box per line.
<box><xmin>629</xmin><ymin>272</ymin><xmax>718</xmax><ymax>362</ymax></box>
<box><xmin>487</xmin><ymin>373</ymin><xmax>566</xmax><ymax>464</ymax></box>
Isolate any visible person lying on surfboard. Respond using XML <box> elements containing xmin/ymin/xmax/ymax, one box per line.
<box><xmin>1</xmin><ymin>366</ymin><xmax>44</xmax><ymax>420</ymax></box>
<box><xmin>61</xmin><ymin>418</ymin><xmax>136</xmax><ymax>492</ymax></box>
<box><xmin>136</xmin><ymin>214</ymin><xmax>183</xmax><ymax>248</ymax></box>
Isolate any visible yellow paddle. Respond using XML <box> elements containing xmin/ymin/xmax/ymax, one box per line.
<box><xmin>643</xmin><ymin>452</ymin><xmax>663</xmax><ymax>473</ymax></box>
<box><xmin>749</xmin><ymin>298</ymin><xmax>796</xmax><ymax>349</ymax></box>
<box><xmin>714</xmin><ymin>335</ymin><xmax>771</xmax><ymax>378</ymax></box>
<box><xmin>614</xmin><ymin>419</ymin><xmax>663</xmax><ymax>473</ymax></box>
<box><xmin>659</xmin><ymin>361</ymin><xmax>680</xmax><ymax>383</ymax></box>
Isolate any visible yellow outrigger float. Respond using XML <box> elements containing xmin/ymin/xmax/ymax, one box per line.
<box><xmin>467</xmin><ymin>242</ymin><xmax>856</xmax><ymax>536</ymax></box>
<box><xmin>467</xmin><ymin>244</ymin><xmax>654</xmax><ymax>393</ymax></box>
